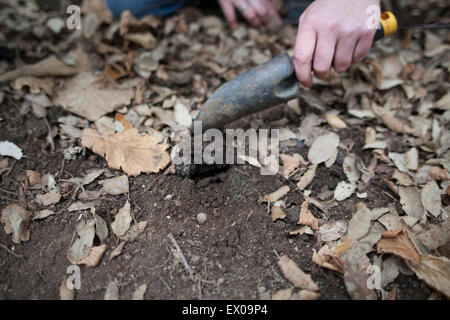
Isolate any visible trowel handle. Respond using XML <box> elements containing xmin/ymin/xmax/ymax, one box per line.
<box><xmin>277</xmin><ymin>11</ymin><xmax>398</xmax><ymax>101</ymax></box>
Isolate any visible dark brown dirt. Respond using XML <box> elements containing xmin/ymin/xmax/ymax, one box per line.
<box><xmin>0</xmin><ymin>95</ymin><xmax>433</xmax><ymax>300</ymax></box>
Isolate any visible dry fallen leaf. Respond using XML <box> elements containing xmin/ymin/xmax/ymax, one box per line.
<box><xmin>334</xmin><ymin>181</ymin><xmax>356</xmax><ymax>201</ymax></box>
<box><xmin>271</xmin><ymin>206</ymin><xmax>286</xmax><ymax>222</ymax></box>
<box><xmin>104</xmin><ymin>281</ymin><xmax>120</xmax><ymax>300</ymax></box>
<box><xmin>318</xmin><ymin>220</ymin><xmax>347</xmax><ymax>242</ymax></box>
<box><xmin>339</xmin><ymin>242</ymin><xmax>378</xmax><ymax>300</ymax></box>
<box><xmin>428</xmin><ymin>166</ymin><xmax>449</xmax><ymax>180</ymax></box>
<box><xmin>68</xmin><ymin>219</ymin><xmax>96</xmax><ymax>264</ymax></box>
<box><xmin>405</xmin><ymin>255</ymin><xmax>450</xmax><ymax>298</ymax></box>
<box><xmin>308</xmin><ymin>132</ymin><xmax>340</xmax><ymax>164</ymax></box>
<box><xmin>59</xmin><ymin>279</ymin><xmax>75</xmax><ymax>300</ymax></box>
<box><xmin>111</xmin><ymin>201</ymin><xmax>132</xmax><ymax>237</ymax></box>
<box><xmin>280</xmin><ymin>154</ymin><xmax>301</xmax><ymax>179</ymax></box>
<box><xmin>119</xmin><ymin>220</ymin><xmax>148</xmax><ymax>241</ymax></box>
<box><xmin>262</xmin><ymin>185</ymin><xmax>290</xmax><ymax>203</ymax></box>
<box><xmin>25</xmin><ymin>170</ymin><xmax>41</xmax><ymax>186</ymax></box>
<box><xmin>132</xmin><ymin>283</ymin><xmax>148</xmax><ymax>300</ymax></box>
<box><xmin>312</xmin><ymin>243</ymin><xmax>350</xmax><ymax>273</ymax></box>
<box><xmin>93</xmin><ymin>210</ymin><xmax>108</xmax><ymax>243</ymax></box>
<box><xmin>78</xmin><ymin>244</ymin><xmax>107</xmax><ymax>267</ymax></box>
<box><xmin>372</xmin><ymin>105</ymin><xmax>414</xmax><ymax>134</ymax></box>
<box><xmin>53</xmin><ymin>72</ymin><xmax>134</xmax><ymax>121</ymax></box>
<box><xmin>398</xmin><ymin>186</ymin><xmax>426</xmax><ymax>219</ymax></box>
<box><xmin>345</xmin><ymin>203</ymin><xmax>371</xmax><ymax>241</ymax></box>
<box><xmin>296</xmin><ymin>164</ymin><xmax>317</xmax><ymax>190</ymax></box>
<box><xmin>0</xmin><ymin>141</ymin><xmax>23</xmax><ymax>160</ymax></box>
<box><xmin>98</xmin><ymin>175</ymin><xmax>129</xmax><ymax>195</ymax></box>
<box><xmin>0</xmin><ymin>55</ymin><xmax>78</xmax><ymax>82</ymax></box>
<box><xmin>421</xmin><ymin>180</ymin><xmax>442</xmax><ymax>217</ymax></box>
<box><xmin>416</xmin><ymin>218</ymin><xmax>450</xmax><ymax>251</ymax></box>
<box><xmin>109</xmin><ymin>241</ymin><xmax>126</xmax><ymax>261</ymax></box>
<box><xmin>1</xmin><ymin>204</ymin><xmax>32</xmax><ymax>244</ymax></box>
<box><xmin>376</xmin><ymin>229</ymin><xmax>422</xmax><ymax>264</ymax></box>
<box><xmin>82</xmin><ymin>128</ymin><xmax>171</xmax><ymax>176</ymax></box>
<box><xmin>325</xmin><ymin>113</ymin><xmax>347</xmax><ymax>129</ymax></box>
<box><xmin>297</xmin><ymin>199</ymin><xmax>318</xmax><ymax>231</ymax></box>
<box><xmin>277</xmin><ymin>255</ymin><xmax>319</xmax><ymax>291</ymax></box>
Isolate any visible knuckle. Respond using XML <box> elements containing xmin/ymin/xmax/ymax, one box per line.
<box><xmin>294</xmin><ymin>52</ymin><xmax>309</xmax><ymax>64</ymax></box>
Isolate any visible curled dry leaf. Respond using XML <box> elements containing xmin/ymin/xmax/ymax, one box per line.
<box><xmin>81</xmin><ymin>128</ymin><xmax>171</xmax><ymax>176</ymax></box>
<box><xmin>343</xmin><ymin>154</ymin><xmax>360</xmax><ymax>183</ymax></box>
<box><xmin>111</xmin><ymin>201</ymin><xmax>132</xmax><ymax>237</ymax></box>
<box><xmin>376</xmin><ymin>229</ymin><xmax>422</xmax><ymax>264</ymax></box>
<box><xmin>308</xmin><ymin>132</ymin><xmax>340</xmax><ymax>164</ymax></box>
<box><xmin>297</xmin><ymin>199</ymin><xmax>318</xmax><ymax>231</ymax></box>
<box><xmin>78</xmin><ymin>244</ymin><xmax>107</xmax><ymax>267</ymax></box>
<box><xmin>262</xmin><ymin>185</ymin><xmax>290</xmax><ymax>203</ymax></box>
<box><xmin>277</xmin><ymin>255</ymin><xmax>319</xmax><ymax>291</ymax></box>
<box><xmin>280</xmin><ymin>154</ymin><xmax>301</xmax><ymax>179</ymax></box>
<box><xmin>32</xmin><ymin>209</ymin><xmax>56</xmax><ymax>220</ymax></box>
<box><xmin>325</xmin><ymin>113</ymin><xmax>347</xmax><ymax>129</ymax></box>
<box><xmin>296</xmin><ymin>164</ymin><xmax>317</xmax><ymax>190</ymax></box>
<box><xmin>1</xmin><ymin>204</ymin><xmax>32</xmax><ymax>244</ymax></box>
<box><xmin>93</xmin><ymin>211</ymin><xmax>108</xmax><ymax>243</ymax></box>
<box><xmin>405</xmin><ymin>255</ymin><xmax>450</xmax><ymax>298</ymax></box>
<box><xmin>119</xmin><ymin>220</ymin><xmax>148</xmax><ymax>241</ymax></box>
<box><xmin>11</xmin><ymin>76</ymin><xmax>54</xmax><ymax>95</ymax></box>
<box><xmin>405</xmin><ymin>148</ymin><xmax>419</xmax><ymax>171</ymax></box>
<box><xmin>371</xmin><ymin>105</ymin><xmax>414</xmax><ymax>134</ymax></box>
<box><xmin>312</xmin><ymin>242</ymin><xmax>350</xmax><ymax>273</ymax></box>
<box><xmin>25</xmin><ymin>170</ymin><xmax>41</xmax><ymax>186</ymax></box>
<box><xmin>109</xmin><ymin>241</ymin><xmax>126</xmax><ymax>261</ymax></box>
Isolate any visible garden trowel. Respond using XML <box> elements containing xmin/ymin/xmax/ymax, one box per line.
<box><xmin>192</xmin><ymin>12</ymin><xmax>400</xmax><ymax>132</ymax></box>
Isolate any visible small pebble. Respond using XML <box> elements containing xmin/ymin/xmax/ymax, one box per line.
<box><xmin>196</xmin><ymin>212</ymin><xmax>207</xmax><ymax>225</ymax></box>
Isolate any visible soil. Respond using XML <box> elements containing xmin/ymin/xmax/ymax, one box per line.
<box><xmin>0</xmin><ymin>98</ymin><xmax>433</xmax><ymax>300</ymax></box>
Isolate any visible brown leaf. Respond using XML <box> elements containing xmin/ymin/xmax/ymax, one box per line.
<box><xmin>296</xmin><ymin>164</ymin><xmax>317</xmax><ymax>190</ymax></box>
<box><xmin>0</xmin><ymin>204</ymin><xmax>32</xmax><ymax>244</ymax></box>
<box><xmin>111</xmin><ymin>201</ymin><xmax>132</xmax><ymax>237</ymax></box>
<box><xmin>53</xmin><ymin>72</ymin><xmax>134</xmax><ymax>121</ymax></box>
<box><xmin>277</xmin><ymin>255</ymin><xmax>319</xmax><ymax>291</ymax></box>
<box><xmin>262</xmin><ymin>185</ymin><xmax>290</xmax><ymax>203</ymax></box>
<box><xmin>78</xmin><ymin>244</ymin><xmax>107</xmax><ymax>267</ymax></box>
<box><xmin>377</xmin><ymin>229</ymin><xmax>422</xmax><ymax>264</ymax></box>
<box><xmin>297</xmin><ymin>199</ymin><xmax>318</xmax><ymax>231</ymax></box>
<box><xmin>428</xmin><ymin>166</ymin><xmax>449</xmax><ymax>180</ymax></box>
<box><xmin>0</xmin><ymin>55</ymin><xmax>78</xmax><ymax>82</ymax></box>
<box><xmin>271</xmin><ymin>206</ymin><xmax>286</xmax><ymax>222</ymax></box>
<box><xmin>325</xmin><ymin>113</ymin><xmax>347</xmax><ymax>129</ymax></box>
<box><xmin>312</xmin><ymin>243</ymin><xmax>350</xmax><ymax>273</ymax></box>
<box><xmin>279</xmin><ymin>154</ymin><xmax>301</xmax><ymax>179</ymax></box>
<box><xmin>119</xmin><ymin>220</ymin><xmax>148</xmax><ymax>241</ymax></box>
<box><xmin>11</xmin><ymin>76</ymin><xmax>54</xmax><ymax>95</ymax></box>
<box><xmin>109</xmin><ymin>241</ymin><xmax>126</xmax><ymax>261</ymax></box>
<box><xmin>405</xmin><ymin>255</ymin><xmax>450</xmax><ymax>298</ymax></box>
<box><xmin>81</xmin><ymin>128</ymin><xmax>171</xmax><ymax>176</ymax></box>
<box><xmin>345</xmin><ymin>203</ymin><xmax>371</xmax><ymax>241</ymax></box>
<box><xmin>371</xmin><ymin>105</ymin><xmax>414</xmax><ymax>134</ymax></box>
<box><xmin>59</xmin><ymin>279</ymin><xmax>75</xmax><ymax>300</ymax></box>
<box><xmin>67</xmin><ymin>219</ymin><xmax>96</xmax><ymax>264</ymax></box>
<box><xmin>308</xmin><ymin>132</ymin><xmax>340</xmax><ymax>164</ymax></box>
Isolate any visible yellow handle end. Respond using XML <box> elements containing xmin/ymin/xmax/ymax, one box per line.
<box><xmin>380</xmin><ymin>11</ymin><xmax>398</xmax><ymax>37</ymax></box>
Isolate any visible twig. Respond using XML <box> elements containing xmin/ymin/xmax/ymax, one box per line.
<box><xmin>43</xmin><ymin>116</ymin><xmax>55</xmax><ymax>152</ymax></box>
<box><xmin>167</xmin><ymin>233</ymin><xmax>194</xmax><ymax>280</ymax></box>
<box><xmin>0</xmin><ymin>243</ymin><xmax>23</xmax><ymax>258</ymax></box>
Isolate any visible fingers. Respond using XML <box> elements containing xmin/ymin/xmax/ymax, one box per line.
<box><xmin>218</xmin><ymin>0</ymin><xmax>238</xmax><ymax>28</ymax></box>
<box><xmin>293</xmin><ymin>24</ymin><xmax>317</xmax><ymax>87</ymax></box>
<box><xmin>234</xmin><ymin>0</ymin><xmax>261</xmax><ymax>28</ymax></box>
<box><xmin>334</xmin><ymin>37</ymin><xmax>357</xmax><ymax>72</ymax></box>
<box><xmin>353</xmin><ymin>32</ymin><xmax>374</xmax><ymax>62</ymax></box>
<box><xmin>313</xmin><ymin>32</ymin><xmax>336</xmax><ymax>80</ymax></box>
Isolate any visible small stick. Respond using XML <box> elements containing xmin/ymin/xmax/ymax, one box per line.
<box><xmin>0</xmin><ymin>243</ymin><xmax>23</xmax><ymax>258</ymax></box>
<box><xmin>168</xmin><ymin>233</ymin><xmax>194</xmax><ymax>280</ymax></box>
<box><xmin>43</xmin><ymin>117</ymin><xmax>55</xmax><ymax>152</ymax></box>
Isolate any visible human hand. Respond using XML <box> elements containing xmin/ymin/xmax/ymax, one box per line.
<box><xmin>293</xmin><ymin>0</ymin><xmax>381</xmax><ymax>87</ymax></box>
<box><xmin>217</xmin><ymin>0</ymin><xmax>282</xmax><ymax>28</ymax></box>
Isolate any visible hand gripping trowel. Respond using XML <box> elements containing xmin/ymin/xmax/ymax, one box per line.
<box><xmin>192</xmin><ymin>12</ymin><xmax>399</xmax><ymax>132</ymax></box>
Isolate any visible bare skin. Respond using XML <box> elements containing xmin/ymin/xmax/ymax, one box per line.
<box><xmin>217</xmin><ymin>0</ymin><xmax>281</xmax><ymax>28</ymax></box>
<box><xmin>293</xmin><ymin>0</ymin><xmax>381</xmax><ymax>87</ymax></box>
